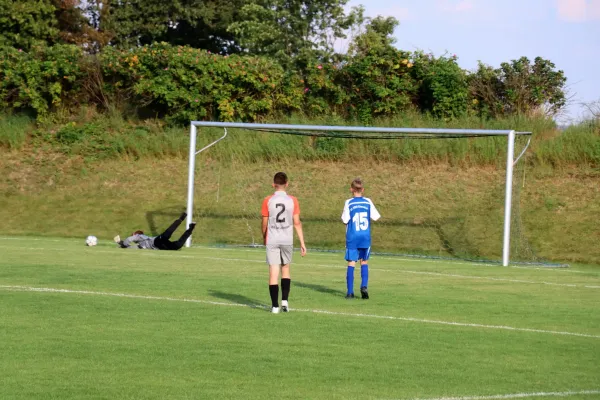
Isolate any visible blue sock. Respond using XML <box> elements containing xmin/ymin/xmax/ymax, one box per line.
<box><xmin>361</xmin><ymin>264</ymin><xmax>369</xmax><ymax>288</ymax></box>
<box><xmin>346</xmin><ymin>266</ymin><xmax>355</xmax><ymax>294</ymax></box>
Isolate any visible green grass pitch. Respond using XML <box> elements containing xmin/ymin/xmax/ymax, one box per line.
<box><xmin>0</xmin><ymin>237</ymin><xmax>599</xmax><ymax>400</ymax></box>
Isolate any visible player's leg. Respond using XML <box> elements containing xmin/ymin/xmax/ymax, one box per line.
<box><xmin>280</xmin><ymin>264</ymin><xmax>291</xmax><ymax>312</ymax></box>
<box><xmin>266</xmin><ymin>245</ymin><xmax>282</xmax><ymax>313</ymax></box>
<box><xmin>158</xmin><ymin>212</ymin><xmax>187</xmax><ymax>241</ymax></box>
<box><xmin>279</xmin><ymin>245</ymin><xmax>293</xmax><ymax>312</ymax></box>
<box><xmin>345</xmin><ymin>248</ymin><xmax>359</xmax><ymax>299</ymax></box>
<box><xmin>359</xmin><ymin>248</ymin><xmax>370</xmax><ymax>299</ymax></box>
<box><xmin>170</xmin><ymin>223</ymin><xmax>196</xmax><ymax>250</ymax></box>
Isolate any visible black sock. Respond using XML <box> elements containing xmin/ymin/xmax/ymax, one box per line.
<box><xmin>281</xmin><ymin>278</ymin><xmax>291</xmax><ymax>301</ymax></box>
<box><xmin>269</xmin><ymin>284</ymin><xmax>279</xmax><ymax>308</ymax></box>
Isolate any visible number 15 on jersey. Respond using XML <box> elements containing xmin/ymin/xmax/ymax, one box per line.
<box><xmin>352</xmin><ymin>212</ymin><xmax>369</xmax><ymax>231</ymax></box>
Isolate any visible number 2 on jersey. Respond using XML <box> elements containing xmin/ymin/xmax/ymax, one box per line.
<box><xmin>275</xmin><ymin>203</ymin><xmax>286</xmax><ymax>223</ymax></box>
<box><xmin>352</xmin><ymin>212</ymin><xmax>369</xmax><ymax>231</ymax></box>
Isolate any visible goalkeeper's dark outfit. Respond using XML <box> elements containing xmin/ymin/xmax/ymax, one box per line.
<box><xmin>116</xmin><ymin>213</ymin><xmax>195</xmax><ymax>250</ymax></box>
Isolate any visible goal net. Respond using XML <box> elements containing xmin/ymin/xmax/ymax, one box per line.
<box><xmin>183</xmin><ymin>122</ymin><xmax>539</xmax><ymax>266</ymax></box>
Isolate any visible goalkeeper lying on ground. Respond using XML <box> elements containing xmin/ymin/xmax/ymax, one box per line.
<box><xmin>114</xmin><ymin>213</ymin><xmax>196</xmax><ymax>250</ymax></box>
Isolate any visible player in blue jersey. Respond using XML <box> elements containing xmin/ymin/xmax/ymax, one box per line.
<box><xmin>341</xmin><ymin>178</ymin><xmax>381</xmax><ymax>299</ymax></box>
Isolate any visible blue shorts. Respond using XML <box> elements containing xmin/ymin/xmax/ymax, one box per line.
<box><xmin>345</xmin><ymin>248</ymin><xmax>371</xmax><ymax>262</ymax></box>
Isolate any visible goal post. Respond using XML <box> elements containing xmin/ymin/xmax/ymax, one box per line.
<box><xmin>185</xmin><ymin>121</ymin><xmax>532</xmax><ymax>267</ymax></box>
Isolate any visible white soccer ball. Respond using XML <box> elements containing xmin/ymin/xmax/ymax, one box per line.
<box><xmin>86</xmin><ymin>235</ymin><xmax>98</xmax><ymax>246</ymax></box>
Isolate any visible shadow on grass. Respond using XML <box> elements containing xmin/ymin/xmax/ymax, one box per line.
<box><xmin>208</xmin><ymin>290</ymin><xmax>268</xmax><ymax>312</ymax></box>
<box><xmin>294</xmin><ymin>281</ymin><xmax>345</xmax><ymax>297</ymax></box>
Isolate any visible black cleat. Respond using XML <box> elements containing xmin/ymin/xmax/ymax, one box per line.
<box><xmin>188</xmin><ymin>222</ymin><xmax>196</xmax><ymax>230</ymax></box>
<box><xmin>179</xmin><ymin>212</ymin><xmax>187</xmax><ymax>221</ymax></box>
<box><xmin>345</xmin><ymin>293</ymin><xmax>355</xmax><ymax>299</ymax></box>
<box><xmin>360</xmin><ymin>286</ymin><xmax>369</xmax><ymax>299</ymax></box>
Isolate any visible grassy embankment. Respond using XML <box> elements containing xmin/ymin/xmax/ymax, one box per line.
<box><xmin>1</xmin><ymin>111</ymin><xmax>598</xmax><ymax>264</ymax></box>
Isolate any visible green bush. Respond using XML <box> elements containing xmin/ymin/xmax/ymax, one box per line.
<box><xmin>341</xmin><ymin>48</ymin><xmax>416</xmax><ymax>122</ymax></box>
<box><xmin>0</xmin><ymin>44</ymin><xmax>85</xmax><ymax>118</ymax></box>
<box><xmin>302</xmin><ymin>62</ymin><xmax>348</xmax><ymax>116</ymax></box>
<box><xmin>411</xmin><ymin>52</ymin><xmax>468</xmax><ymax>119</ymax></box>
<box><xmin>100</xmin><ymin>43</ymin><xmax>303</xmax><ymax>123</ymax></box>
<box><xmin>468</xmin><ymin>57</ymin><xmax>567</xmax><ymax>118</ymax></box>
<box><xmin>0</xmin><ymin>0</ymin><xmax>58</xmax><ymax>50</ymax></box>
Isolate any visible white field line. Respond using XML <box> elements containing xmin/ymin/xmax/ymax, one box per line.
<box><xmin>386</xmin><ymin>389</ymin><xmax>600</xmax><ymax>400</ymax></box>
<box><xmin>1</xmin><ymin>245</ymin><xmax>599</xmax><ymax>289</ymax></box>
<box><xmin>1</xmin><ymin>285</ymin><xmax>599</xmax><ymax>340</ymax></box>
<box><xmin>0</xmin><ymin>237</ymin><xmax>77</xmax><ymax>242</ymax></box>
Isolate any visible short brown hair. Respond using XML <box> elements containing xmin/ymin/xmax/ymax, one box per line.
<box><xmin>273</xmin><ymin>172</ymin><xmax>288</xmax><ymax>185</ymax></box>
<box><xmin>351</xmin><ymin>178</ymin><xmax>364</xmax><ymax>192</ymax></box>
<box><xmin>133</xmin><ymin>230</ymin><xmax>144</xmax><ymax>235</ymax></box>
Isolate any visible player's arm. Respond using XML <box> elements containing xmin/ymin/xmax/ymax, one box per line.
<box><xmin>261</xmin><ymin>197</ymin><xmax>269</xmax><ymax>245</ymax></box>
<box><xmin>293</xmin><ymin>213</ymin><xmax>307</xmax><ymax>257</ymax></box>
<box><xmin>261</xmin><ymin>216</ymin><xmax>268</xmax><ymax>245</ymax></box>
<box><xmin>121</xmin><ymin>234</ymin><xmax>140</xmax><ymax>248</ymax></box>
<box><xmin>292</xmin><ymin>196</ymin><xmax>306</xmax><ymax>256</ymax></box>
<box><xmin>341</xmin><ymin>200</ymin><xmax>351</xmax><ymax>224</ymax></box>
<box><xmin>113</xmin><ymin>235</ymin><xmax>128</xmax><ymax>248</ymax></box>
<box><xmin>369</xmin><ymin>199</ymin><xmax>381</xmax><ymax>221</ymax></box>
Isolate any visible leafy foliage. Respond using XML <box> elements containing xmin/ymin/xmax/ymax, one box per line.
<box><xmin>0</xmin><ymin>44</ymin><xmax>85</xmax><ymax>117</ymax></box>
<box><xmin>0</xmin><ymin>0</ymin><xmax>58</xmax><ymax>50</ymax></box>
<box><xmin>101</xmin><ymin>0</ymin><xmax>246</xmax><ymax>53</ymax></box>
<box><xmin>411</xmin><ymin>52</ymin><xmax>468</xmax><ymax>119</ymax></box>
<box><xmin>228</xmin><ymin>0</ymin><xmax>362</xmax><ymax>69</ymax></box>
<box><xmin>341</xmin><ymin>16</ymin><xmax>415</xmax><ymax>122</ymax></box>
<box><xmin>302</xmin><ymin>62</ymin><xmax>348</xmax><ymax>115</ymax></box>
<box><xmin>469</xmin><ymin>57</ymin><xmax>567</xmax><ymax>118</ymax></box>
<box><xmin>55</xmin><ymin>0</ymin><xmax>112</xmax><ymax>51</ymax></box>
<box><xmin>101</xmin><ymin>43</ymin><xmax>303</xmax><ymax>123</ymax></box>
<box><xmin>0</xmin><ymin>0</ymin><xmax>569</xmax><ymax>124</ymax></box>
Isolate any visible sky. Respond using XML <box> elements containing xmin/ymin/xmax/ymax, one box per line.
<box><xmin>342</xmin><ymin>0</ymin><xmax>600</xmax><ymax>123</ymax></box>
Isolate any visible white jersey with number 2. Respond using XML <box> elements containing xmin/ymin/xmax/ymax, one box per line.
<box><xmin>262</xmin><ymin>191</ymin><xmax>300</xmax><ymax>245</ymax></box>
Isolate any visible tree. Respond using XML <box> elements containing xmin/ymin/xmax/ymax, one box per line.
<box><xmin>341</xmin><ymin>16</ymin><xmax>416</xmax><ymax>121</ymax></box>
<box><xmin>411</xmin><ymin>52</ymin><xmax>469</xmax><ymax>119</ymax></box>
<box><xmin>101</xmin><ymin>0</ymin><xmax>246</xmax><ymax>53</ymax></box>
<box><xmin>469</xmin><ymin>56</ymin><xmax>567</xmax><ymax>118</ymax></box>
<box><xmin>228</xmin><ymin>0</ymin><xmax>363</xmax><ymax>69</ymax></box>
<box><xmin>53</xmin><ymin>0</ymin><xmax>112</xmax><ymax>52</ymax></box>
<box><xmin>0</xmin><ymin>0</ymin><xmax>59</xmax><ymax>50</ymax></box>
<box><xmin>347</xmin><ymin>14</ymin><xmax>397</xmax><ymax>58</ymax></box>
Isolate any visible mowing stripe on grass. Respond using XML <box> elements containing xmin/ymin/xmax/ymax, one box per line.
<box><xmin>156</xmin><ymin>254</ymin><xmax>600</xmax><ymax>289</ymax></box>
<box><xmin>0</xmin><ymin>244</ymin><xmax>598</xmax><ymax>289</ymax></box>
<box><xmin>390</xmin><ymin>389</ymin><xmax>600</xmax><ymax>400</ymax></box>
<box><xmin>368</xmin><ymin>268</ymin><xmax>600</xmax><ymax>289</ymax></box>
<box><xmin>1</xmin><ymin>285</ymin><xmax>599</xmax><ymax>339</ymax></box>
<box><xmin>0</xmin><ymin>238</ymin><xmax>592</xmax><ymax>273</ymax></box>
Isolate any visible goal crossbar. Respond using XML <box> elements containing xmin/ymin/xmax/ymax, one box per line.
<box><xmin>185</xmin><ymin>121</ymin><xmax>532</xmax><ymax>267</ymax></box>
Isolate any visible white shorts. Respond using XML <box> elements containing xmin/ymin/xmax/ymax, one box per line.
<box><xmin>266</xmin><ymin>244</ymin><xmax>293</xmax><ymax>266</ymax></box>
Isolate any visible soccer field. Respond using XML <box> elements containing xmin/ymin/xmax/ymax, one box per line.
<box><xmin>0</xmin><ymin>237</ymin><xmax>599</xmax><ymax>400</ymax></box>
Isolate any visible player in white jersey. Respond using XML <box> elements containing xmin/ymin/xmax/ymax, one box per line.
<box><xmin>261</xmin><ymin>172</ymin><xmax>307</xmax><ymax>313</ymax></box>
<box><xmin>341</xmin><ymin>178</ymin><xmax>381</xmax><ymax>299</ymax></box>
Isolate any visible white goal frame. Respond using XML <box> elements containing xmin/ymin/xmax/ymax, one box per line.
<box><xmin>185</xmin><ymin>121</ymin><xmax>532</xmax><ymax>267</ymax></box>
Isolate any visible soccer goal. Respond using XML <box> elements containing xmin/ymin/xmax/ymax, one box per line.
<box><xmin>184</xmin><ymin>121</ymin><xmax>534</xmax><ymax>267</ymax></box>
